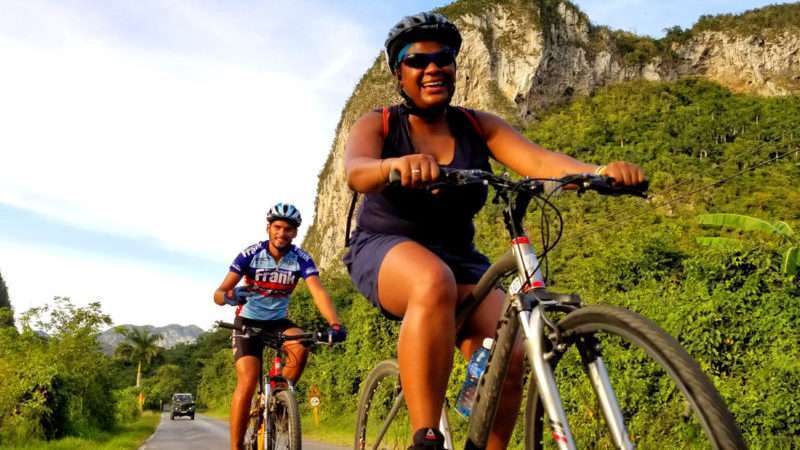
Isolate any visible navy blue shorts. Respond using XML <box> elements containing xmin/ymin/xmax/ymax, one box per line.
<box><xmin>343</xmin><ymin>229</ymin><xmax>490</xmax><ymax>321</ymax></box>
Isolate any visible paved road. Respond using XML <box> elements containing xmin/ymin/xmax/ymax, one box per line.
<box><xmin>139</xmin><ymin>413</ymin><xmax>347</xmax><ymax>450</ymax></box>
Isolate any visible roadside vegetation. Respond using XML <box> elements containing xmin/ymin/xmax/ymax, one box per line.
<box><xmin>0</xmin><ymin>412</ymin><xmax>159</xmax><ymax>450</ymax></box>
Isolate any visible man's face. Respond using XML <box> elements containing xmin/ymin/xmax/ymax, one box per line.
<box><xmin>267</xmin><ymin>220</ymin><xmax>298</xmax><ymax>250</ymax></box>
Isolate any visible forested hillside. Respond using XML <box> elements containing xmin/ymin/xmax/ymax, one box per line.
<box><xmin>273</xmin><ymin>79</ymin><xmax>799</xmax><ymax>448</ymax></box>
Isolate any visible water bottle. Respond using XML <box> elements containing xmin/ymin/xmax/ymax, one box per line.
<box><xmin>456</xmin><ymin>337</ymin><xmax>493</xmax><ymax>417</ymax></box>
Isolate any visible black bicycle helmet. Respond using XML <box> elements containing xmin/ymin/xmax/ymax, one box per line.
<box><xmin>266</xmin><ymin>203</ymin><xmax>302</xmax><ymax>227</ymax></box>
<box><xmin>384</xmin><ymin>12</ymin><xmax>462</xmax><ymax>75</ymax></box>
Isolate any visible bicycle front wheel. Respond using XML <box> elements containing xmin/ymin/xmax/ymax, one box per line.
<box><xmin>268</xmin><ymin>390</ymin><xmax>301</xmax><ymax>450</ymax></box>
<box><xmin>525</xmin><ymin>304</ymin><xmax>745</xmax><ymax>450</ymax></box>
<box><xmin>243</xmin><ymin>394</ymin><xmax>264</xmax><ymax>450</ymax></box>
<box><xmin>354</xmin><ymin>359</ymin><xmax>413</xmax><ymax>450</ymax></box>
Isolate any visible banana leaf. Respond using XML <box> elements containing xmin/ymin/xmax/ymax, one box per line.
<box><xmin>697</xmin><ymin>213</ymin><xmax>784</xmax><ymax>237</ymax></box>
<box><xmin>783</xmin><ymin>246</ymin><xmax>799</xmax><ymax>276</ymax></box>
<box><xmin>695</xmin><ymin>237</ymin><xmax>744</xmax><ymax>248</ymax></box>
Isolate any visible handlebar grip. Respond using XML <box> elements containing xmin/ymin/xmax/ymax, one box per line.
<box><xmin>615</xmin><ymin>179</ymin><xmax>649</xmax><ymax>197</ymax></box>
<box><xmin>215</xmin><ymin>321</ymin><xmax>238</xmax><ymax>331</ymax></box>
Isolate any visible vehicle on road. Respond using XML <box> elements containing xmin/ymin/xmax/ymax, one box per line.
<box><xmin>171</xmin><ymin>393</ymin><xmax>196</xmax><ymax>421</ymax></box>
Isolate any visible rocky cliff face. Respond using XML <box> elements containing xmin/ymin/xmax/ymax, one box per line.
<box><xmin>304</xmin><ymin>0</ymin><xmax>800</xmax><ymax>271</ymax></box>
<box><xmin>98</xmin><ymin>324</ymin><xmax>204</xmax><ymax>355</ymax></box>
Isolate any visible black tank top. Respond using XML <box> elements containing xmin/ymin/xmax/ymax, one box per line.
<box><xmin>356</xmin><ymin>105</ymin><xmax>492</xmax><ymax>249</ymax></box>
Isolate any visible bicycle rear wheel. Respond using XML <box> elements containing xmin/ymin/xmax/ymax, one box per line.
<box><xmin>268</xmin><ymin>390</ymin><xmax>301</xmax><ymax>450</ymax></box>
<box><xmin>524</xmin><ymin>304</ymin><xmax>745</xmax><ymax>450</ymax></box>
<box><xmin>354</xmin><ymin>359</ymin><xmax>413</xmax><ymax>450</ymax></box>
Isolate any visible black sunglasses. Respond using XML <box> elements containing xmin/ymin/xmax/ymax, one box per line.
<box><xmin>400</xmin><ymin>48</ymin><xmax>456</xmax><ymax>70</ymax></box>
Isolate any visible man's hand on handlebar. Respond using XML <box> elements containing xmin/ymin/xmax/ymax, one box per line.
<box><xmin>325</xmin><ymin>324</ymin><xmax>348</xmax><ymax>344</ymax></box>
<box><xmin>223</xmin><ymin>286</ymin><xmax>252</xmax><ymax>306</ymax></box>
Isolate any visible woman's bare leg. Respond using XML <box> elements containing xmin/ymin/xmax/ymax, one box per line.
<box><xmin>378</xmin><ymin>241</ymin><xmax>458</xmax><ymax>432</ymax></box>
<box><xmin>457</xmin><ymin>286</ymin><xmax>525</xmax><ymax>450</ymax></box>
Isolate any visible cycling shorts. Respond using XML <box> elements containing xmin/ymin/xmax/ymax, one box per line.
<box><xmin>343</xmin><ymin>229</ymin><xmax>490</xmax><ymax>321</ymax></box>
<box><xmin>231</xmin><ymin>316</ymin><xmax>298</xmax><ymax>362</ymax></box>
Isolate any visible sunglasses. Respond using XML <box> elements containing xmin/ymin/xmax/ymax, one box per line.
<box><xmin>400</xmin><ymin>48</ymin><xmax>456</xmax><ymax>70</ymax></box>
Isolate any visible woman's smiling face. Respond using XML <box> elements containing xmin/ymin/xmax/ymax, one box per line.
<box><xmin>398</xmin><ymin>40</ymin><xmax>456</xmax><ymax>109</ymax></box>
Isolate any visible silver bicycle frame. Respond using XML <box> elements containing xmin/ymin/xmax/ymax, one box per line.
<box><xmin>514</xmin><ymin>239</ymin><xmax>634</xmax><ymax>450</ymax></box>
<box><xmin>518</xmin><ymin>305</ymin><xmax>633</xmax><ymax>449</ymax></box>
<box><xmin>439</xmin><ymin>405</ymin><xmax>454</xmax><ymax>450</ymax></box>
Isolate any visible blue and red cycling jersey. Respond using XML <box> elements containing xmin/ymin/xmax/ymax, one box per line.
<box><xmin>229</xmin><ymin>241</ymin><xmax>319</xmax><ymax>321</ymax></box>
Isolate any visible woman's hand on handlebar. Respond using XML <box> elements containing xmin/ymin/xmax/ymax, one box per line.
<box><xmin>386</xmin><ymin>154</ymin><xmax>440</xmax><ymax>188</ymax></box>
<box><xmin>602</xmin><ymin>161</ymin><xmax>647</xmax><ymax>187</ymax></box>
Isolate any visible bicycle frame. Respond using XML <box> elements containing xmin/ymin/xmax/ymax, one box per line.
<box><xmin>256</xmin><ymin>352</ymin><xmax>295</xmax><ymax>450</ymax></box>
<box><xmin>456</xmin><ymin>187</ymin><xmax>633</xmax><ymax>450</ymax></box>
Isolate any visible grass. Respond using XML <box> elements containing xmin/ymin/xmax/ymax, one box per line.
<box><xmin>2</xmin><ymin>412</ymin><xmax>160</xmax><ymax>450</ymax></box>
<box><xmin>200</xmin><ymin>406</ymin><xmax>229</xmax><ymax>421</ymax></box>
<box><xmin>300</xmin><ymin>411</ymin><xmax>356</xmax><ymax>447</ymax></box>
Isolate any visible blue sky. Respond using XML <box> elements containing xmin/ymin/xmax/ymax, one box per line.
<box><xmin>0</xmin><ymin>0</ymin><xmax>788</xmax><ymax>328</ymax></box>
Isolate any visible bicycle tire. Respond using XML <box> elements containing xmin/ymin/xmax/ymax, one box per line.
<box><xmin>267</xmin><ymin>389</ymin><xmax>301</xmax><ymax>450</ymax></box>
<box><xmin>524</xmin><ymin>304</ymin><xmax>746</xmax><ymax>450</ymax></box>
<box><xmin>354</xmin><ymin>359</ymin><xmax>413</xmax><ymax>450</ymax></box>
<box><xmin>243</xmin><ymin>394</ymin><xmax>263</xmax><ymax>450</ymax></box>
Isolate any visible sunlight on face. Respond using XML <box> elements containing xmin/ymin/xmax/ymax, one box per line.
<box><xmin>267</xmin><ymin>220</ymin><xmax>298</xmax><ymax>249</ymax></box>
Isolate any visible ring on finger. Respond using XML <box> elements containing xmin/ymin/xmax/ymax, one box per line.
<box><xmin>411</xmin><ymin>168</ymin><xmax>421</xmax><ymax>175</ymax></box>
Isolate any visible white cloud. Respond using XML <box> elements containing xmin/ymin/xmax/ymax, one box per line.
<box><xmin>0</xmin><ymin>1</ymin><xmax>375</xmax><ymax>262</ymax></box>
<box><xmin>1</xmin><ymin>241</ymin><xmax>227</xmax><ymax>329</ymax></box>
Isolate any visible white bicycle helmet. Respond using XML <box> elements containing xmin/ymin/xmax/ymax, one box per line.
<box><xmin>267</xmin><ymin>203</ymin><xmax>302</xmax><ymax>227</ymax></box>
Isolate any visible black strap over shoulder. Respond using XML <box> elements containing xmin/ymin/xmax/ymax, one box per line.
<box><xmin>344</xmin><ymin>191</ymin><xmax>359</xmax><ymax>247</ymax></box>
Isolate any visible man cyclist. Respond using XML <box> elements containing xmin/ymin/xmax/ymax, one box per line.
<box><xmin>214</xmin><ymin>202</ymin><xmax>346</xmax><ymax>450</ymax></box>
<box><xmin>343</xmin><ymin>12</ymin><xmax>646</xmax><ymax>450</ymax></box>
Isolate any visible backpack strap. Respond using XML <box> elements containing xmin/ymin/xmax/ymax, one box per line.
<box><xmin>455</xmin><ymin>106</ymin><xmax>484</xmax><ymax>139</ymax></box>
<box><xmin>344</xmin><ymin>191</ymin><xmax>358</xmax><ymax>247</ymax></box>
<box><xmin>382</xmin><ymin>106</ymin><xmax>391</xmax><ymax>139</ymax></box>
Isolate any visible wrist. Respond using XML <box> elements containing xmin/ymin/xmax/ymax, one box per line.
<box><xmin>594</xmin><ymin>165</ymin><xmax>607</xmax><ymax>175</ymax></box>
<box><xmin>379</xmin><ymin>158</ymin><xmax>391</xmax><ymax>182</ymax></box>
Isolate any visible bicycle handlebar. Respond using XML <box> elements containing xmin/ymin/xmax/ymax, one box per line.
<box><xmin>389</xmin><ymin>167</ymin><xmax>648</xmax><ymax>198</ymax></box>
<box><xmin>215</xmin><ymin>321</ymin><xmax>333</xmax><ymax>346</ymax></box>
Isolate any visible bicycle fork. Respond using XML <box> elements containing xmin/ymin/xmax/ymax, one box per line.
<box><xmin>519</xmin><ymin>304</ymin><xmax>634</xmax><ymax>450</ymax></box>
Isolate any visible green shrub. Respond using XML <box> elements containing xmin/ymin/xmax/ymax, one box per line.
<box><xmin>114</xmin><ymin>387</ymin><xmax>142</xmax><ymax>424</ymax></box>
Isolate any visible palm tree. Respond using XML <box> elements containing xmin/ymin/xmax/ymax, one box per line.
<box><xmin>114</xmin><ymin>327</ymin><xmax>163</xmax><ymax>388</ymax></box>
<box><xmin>696</xmin><ymin>213</ymin><xmax>799</xmax><ymax>275</ymax></box>
<box><xmin>0</xmin><ymin>270</ymin><xmax>13</xmax><ymax>327</ymax></box>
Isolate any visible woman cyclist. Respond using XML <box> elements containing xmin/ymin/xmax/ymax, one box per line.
<box><xmin>343</xmin><ymin>12</ymin><xmax>646</xmax><ymax>450</ymax></box>
<box><xmin>214</xmin><ymin>203</ymin><xmax>346</xmax><ymax>450</ymax></box>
